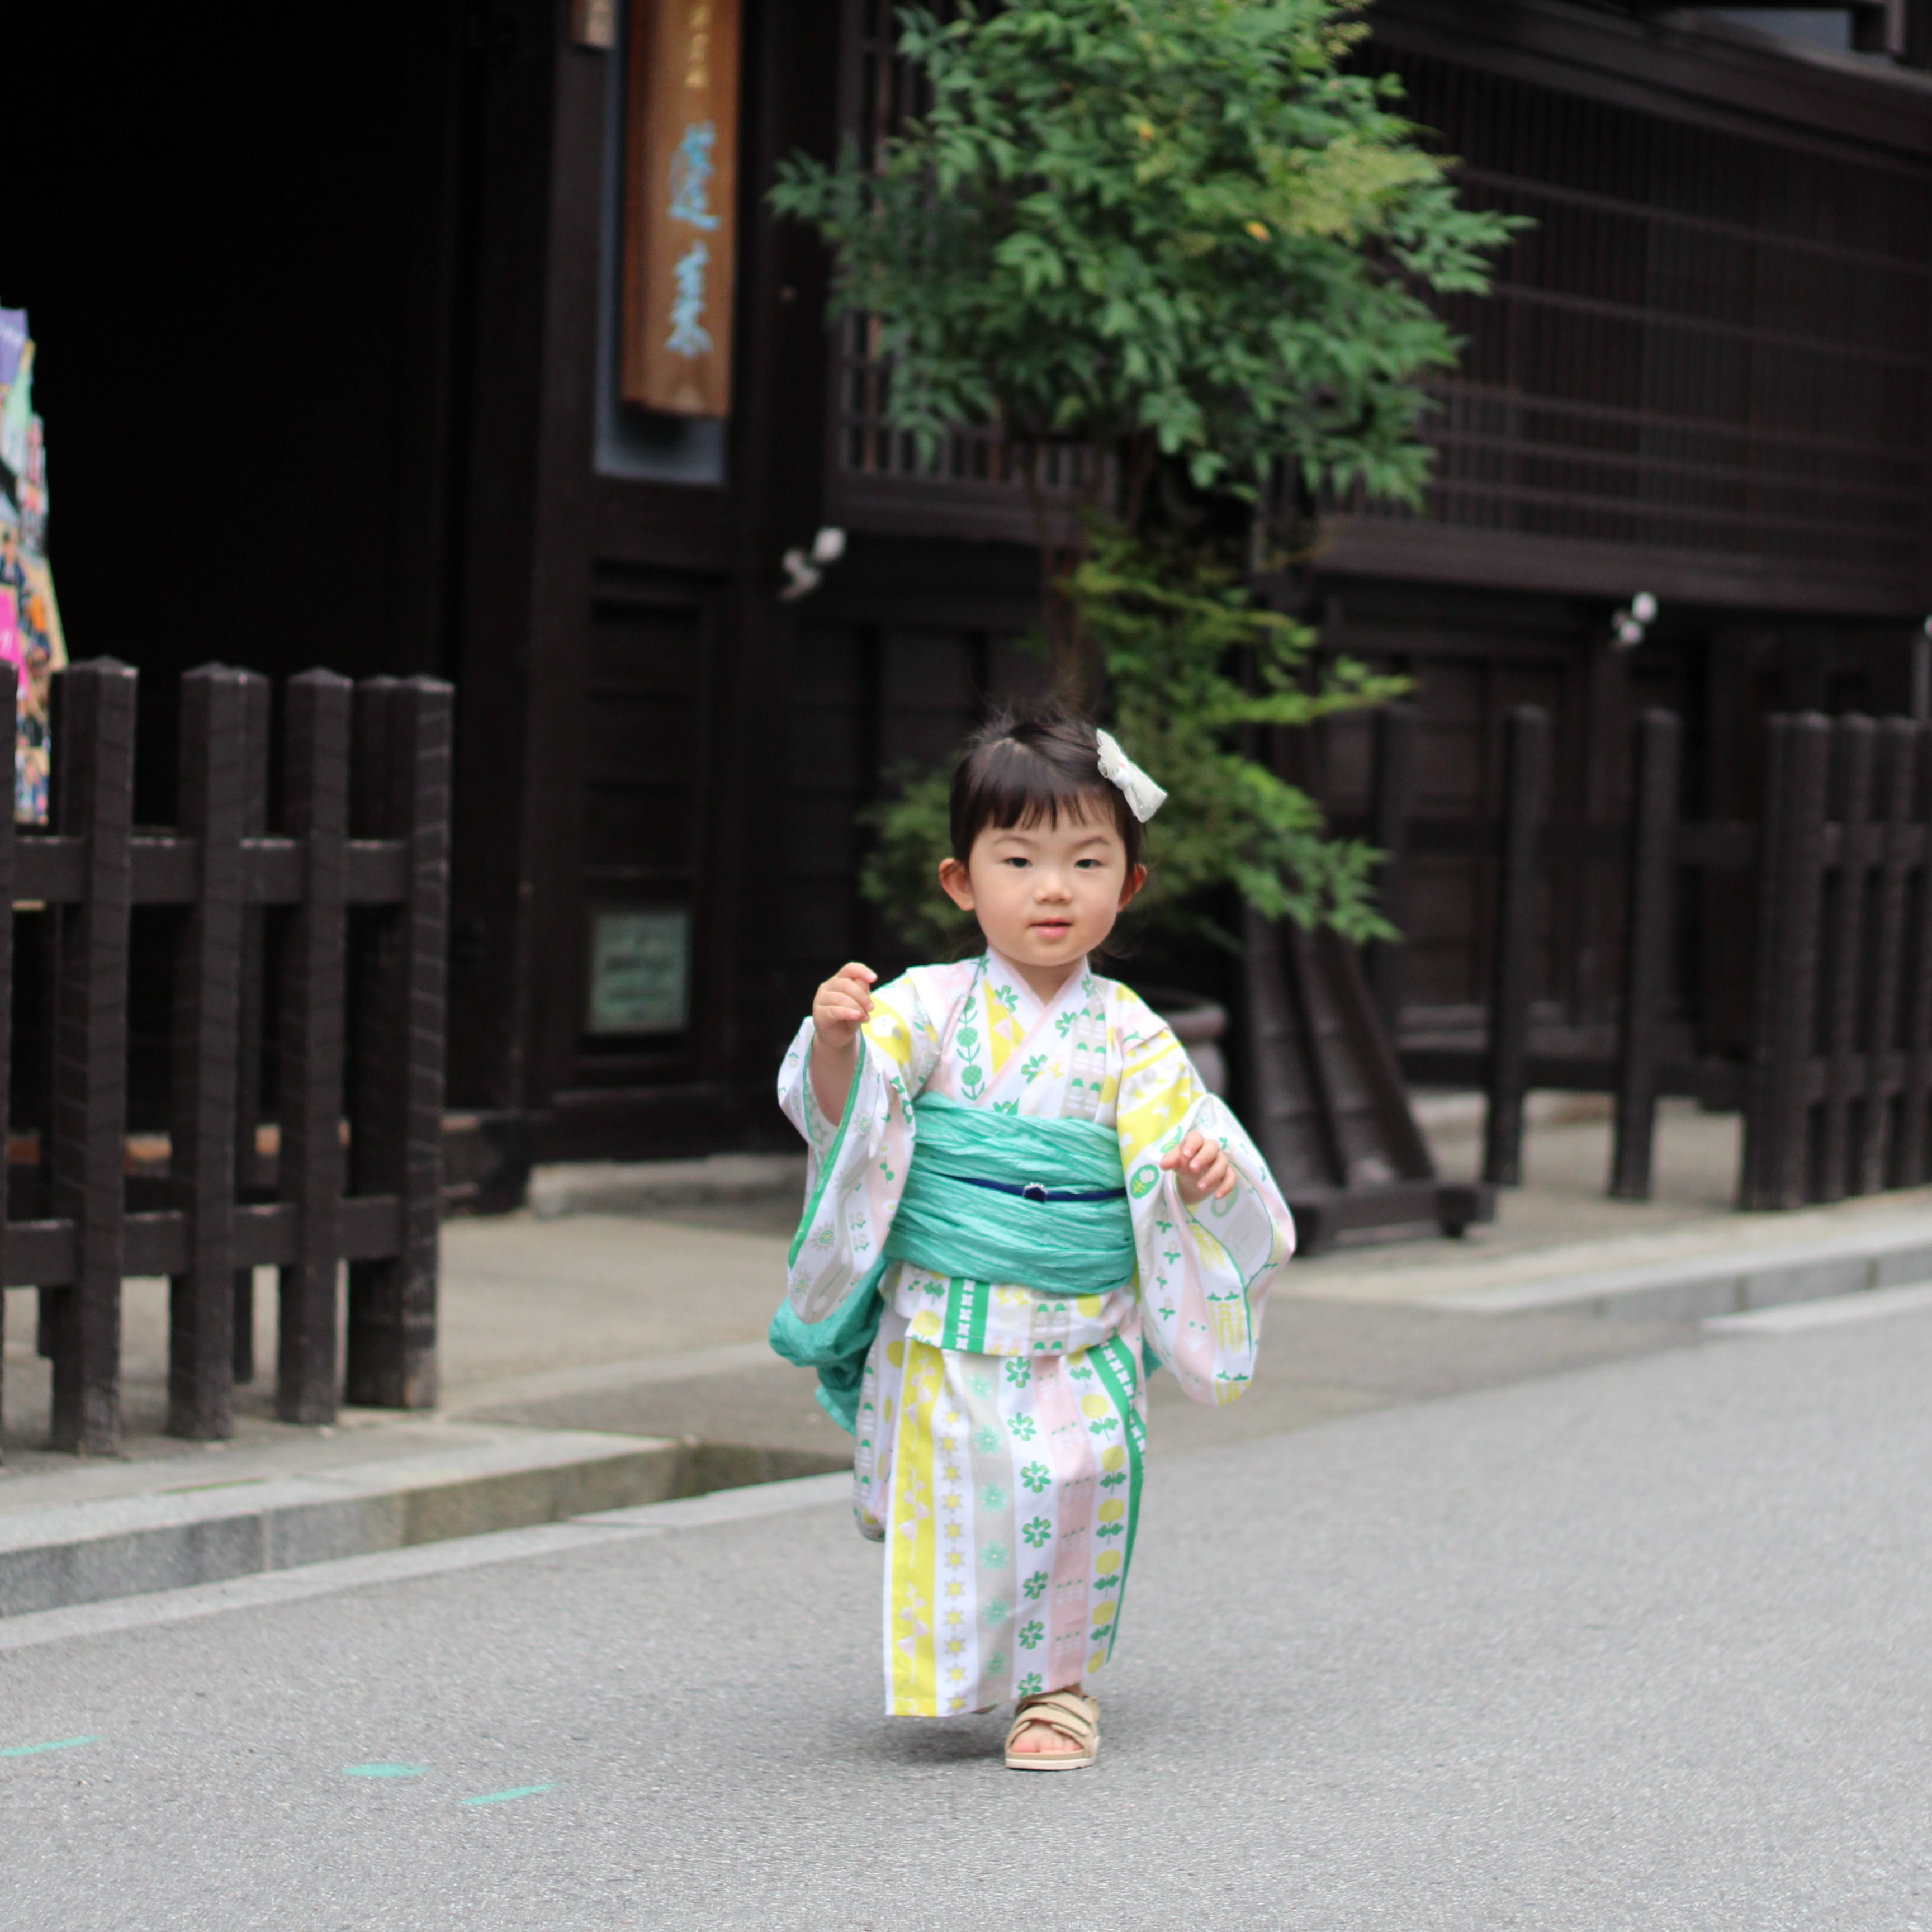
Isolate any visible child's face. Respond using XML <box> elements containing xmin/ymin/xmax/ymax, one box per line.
<box><xmin>937</xmin><ymin>801</ymin><xmax>1144</xmax><ymax>982</ymax></box>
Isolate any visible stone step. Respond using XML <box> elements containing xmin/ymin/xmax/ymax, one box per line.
<box><xmin>1431</xmin><ymin>1211</ymin><xmax>1932</xmax><ymax>1322</ymax></box>
<box><xmin>0</xmin><ymin>1424</ymin><xmax>842</xmax><ymax>1619</ymax></box>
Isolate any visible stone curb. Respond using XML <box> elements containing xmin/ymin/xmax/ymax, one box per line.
<box><xmin>529</xmin><ymin>1153</ymin><xmax>806</xmax><ymax>1218</ymax></box>
<box><xmin>0</xmin><ymin>1428</ymin><xmax>689</xmax><ymax>1620</ymax></box>
<box><xmin>1431</xmin><ymin>1212</ymin><xmax>1932</xmax><ymax>1321</ymax></box>
<box><xmin>0</xmin><ymin>1471</ymin><xmax>861</xmax><ymax>1658</ymax></box>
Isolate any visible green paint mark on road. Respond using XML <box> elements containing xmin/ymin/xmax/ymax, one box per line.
<box><xmin>3</xmin><ymin>1736</ymin><xmax>98</xmax><ymax>1759</ymax></box>
<box><xmin>343</xmin><ymin>1763</ymin><xmax>430</xmax><ymax>1779</ymax></box>
<box><xmin>459</xmin><ymin>1783</ymin><xmax>557</xmax><ymax>1807</ymax></box>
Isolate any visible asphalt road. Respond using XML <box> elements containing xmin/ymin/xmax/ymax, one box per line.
<box><xmin>463</xmin><ymin>1294</ymin><xmax>1698</xmax><ymax>1460</ymax></box>
<box><xmin>4</xmin><ymin>1306</ymin><xmax>1931</xmax><ymax>1931</ymax></box>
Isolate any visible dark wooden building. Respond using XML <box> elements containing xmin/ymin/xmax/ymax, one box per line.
<box><xmin>16</xmin><ymin>1</ymin><xmax>1932</xmax><ymax>1192</ymax></box>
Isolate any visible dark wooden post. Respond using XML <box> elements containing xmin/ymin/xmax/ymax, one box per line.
<box><xmin>230</xmin><ymin>672</ymin><xmax>272</xmax><ymax>1384</ymax></box>
<box><xmin>1740</xmin><ymin>714</ymin><xmax>1832</xmax><ymax>1209</ymax></box>
<box><xmin>1860</xmin><ymin>718</ymin><xmax>1916</xmax><ymax>1193</ymax></box>
<box><xmin>1609</xmin><ymin>709</ymin><xmax>1682</xmax><ymax>1200</ymax></box>
<box><xmin>167</xmin><ymin>667</ymin><xmax>254</xmax><ymax>1439</ymax></box>
<box><xmin>1483</xmin><ymin>705</ymin><xmax>1549</xmax><ymax>1188</ymax></box>
<box><xmin>1815</xmin><ymin>717</ymin><xmax>1876</xmax><ymax>1202</ymax></box>
<box><xmin>1895</xmin><ymin>723</ymin><xmax>1932</xmax><ymax>1187</ymax></box>
<box><xmin>344</xmin><ymin>677</ymin><xmax>452</xmax><ymax>1409</ymax></box>
<box><xmin>31</xmin><ymin>905</ymin><xmax>59</xmax><ymax>1367</ymax></box>
<box><xmin>276</xmin><ymin>670</ymin><xmax>352</xmax><ymax>1425</ymax></box>
<box><xmin>48</xmin><ymin>660</ymin><xmax>137</xmax><ymax>1455</ymax></box>
<box><xmin>1365</xmin><ymin>701</ymin><xmax>1417</xmax><ymax>1036</ymax></box>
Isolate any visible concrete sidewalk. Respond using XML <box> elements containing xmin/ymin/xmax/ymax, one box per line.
<box><xmin>4</xmin><ymin>1091</ymin><xmax>1931</xmax><ymax>1616</ymax></box>
<box><xmin>1300</xmin><ymin>1094</ymin><xmax>1932</xmax><ymax>1315</ymax></box>
<box><xmin>0</xmin><ymin>1210</ymin><xmax>835</xmax><ymax>1471</ymax></box>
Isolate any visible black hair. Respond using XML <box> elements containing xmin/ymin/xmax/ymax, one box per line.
<box><xmin>948</xmin><ymin>711</ymin><xmax>1144</xmax><ymax>874</ymax></box>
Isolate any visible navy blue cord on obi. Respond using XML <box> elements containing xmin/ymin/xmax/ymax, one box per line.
<box><xmin>937</xmin><ymin>1173</ymin><xmax>1128</xmax><ymax>1205</ymax></box>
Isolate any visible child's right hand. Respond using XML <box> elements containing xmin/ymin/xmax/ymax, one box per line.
<box><xmin>812</xmin><ymin>962</ymin><xmax>877</xmax><ymax>1049</ymax></box>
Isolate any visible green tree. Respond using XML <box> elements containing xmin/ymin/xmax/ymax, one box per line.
<box><xmin>1074</xmin><ymin>525</ymin><xmax>1409</xmax><ymax>943</ymax></box>
<box><xmin>772</xmin><ymin>0</ymin><xmax>1519</xmax><ymax>949</ymax></box>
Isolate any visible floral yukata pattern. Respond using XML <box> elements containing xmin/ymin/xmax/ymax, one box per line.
<box><xmin>778</xmin><ymin>950</ymin><xmax>1295</xmax><ymax>1716</ymax></box>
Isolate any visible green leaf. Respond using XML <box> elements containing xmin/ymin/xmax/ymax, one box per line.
<box><xmin>769</xmin><ymin>0</ymin><xmax>1522</xmax><ymax>501</ymax></box>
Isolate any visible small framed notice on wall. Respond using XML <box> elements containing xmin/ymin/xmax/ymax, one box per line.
<box><xmin>587</xmin><ymin>906</ymin><xmax>692</xmax><ymax>1034</ymax></box>
<box><xmin>622</xmin><ymin>0</ymin><xmax>742</xmax><ymax>417</ymax></box>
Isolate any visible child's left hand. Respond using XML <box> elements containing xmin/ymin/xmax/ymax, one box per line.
<box><xmin>1162</xmin><ymin>1130</ymin><xmax>1235</xmax><ymax>1205</ymax></box>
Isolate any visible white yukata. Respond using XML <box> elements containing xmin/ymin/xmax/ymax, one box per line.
<box><xmin>777</xmin><ymin>949</ymin><xmax>1295</xmax><ymax>1717</ymax></box>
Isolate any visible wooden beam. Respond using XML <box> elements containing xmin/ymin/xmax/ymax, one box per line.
<box><xmin>1370</xmin><ymin>0</ymin><xmax>1932</xmax><ymax>165</ymax></box>
<box><xmin>1311</xmin><ymin>517</ymin><xmax>1928</xmax><ymax>621</ymax></box>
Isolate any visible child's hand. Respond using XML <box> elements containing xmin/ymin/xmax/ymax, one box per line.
<box><xmin>812</xmin><ymin>962</ymin><xmax>877</xmax><ymax>1050</ymax></box>
<box><xmin>1162</xmin><ymin>1130</ymin><xmax>1235</xmax><ymax>1205</ymax></box>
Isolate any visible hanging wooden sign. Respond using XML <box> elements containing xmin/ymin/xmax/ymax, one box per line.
<box><xmin>622</xmin><ymin>0</ymin><xmax>741</xmax><ymax>418</ymax></box>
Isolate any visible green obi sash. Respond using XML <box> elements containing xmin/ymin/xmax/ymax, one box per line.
<box><xmin>891</xmin><ymin>1093</ymin><xmax>1138</xmax><ymax>1296</ymax></box>
<box><xmin>771</xmin><ymin>1092</ymin><xmax>1137</xmax><ymax>1433</ymax></box>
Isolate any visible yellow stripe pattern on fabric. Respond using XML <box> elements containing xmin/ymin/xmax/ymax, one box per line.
<box><xmin>888</xmin><ymin>1338</ymin><xmax>944</xmax><ymax>1715</ymax></box>
<box><xmin>986</xmin><ymin>979</ymin><xmax>1022</xmax><ymax>1079</ymax></box>
<box><xmin>863</xmin><ymin>993</ymin><xmax>919</xmax><ymax>1072</ymax></box>
<box><xmin>1115</xmin><ymin>1037</ymin><xmax>1200</xmax><ymax>1168</ymax></box>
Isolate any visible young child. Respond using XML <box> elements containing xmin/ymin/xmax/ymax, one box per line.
<box><xmin>773</xmin><ymin>712</ymin><xmax>1295</xmax><ymax>1770</ymax></box>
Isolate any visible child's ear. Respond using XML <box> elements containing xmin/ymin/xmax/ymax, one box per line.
<box><xmin>1117</xmin><ymin>864</ymin><xmax>1147</xmax><ymax>909</ymax></box>
<box><xmin>938</xmin><ymin>856</ymin><xmax>976</xmax><ymax>911</ymax></box>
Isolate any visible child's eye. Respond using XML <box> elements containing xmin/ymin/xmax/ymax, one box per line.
<box><xmin>1002</xmin><ymin>856</ymin><xmax>1031</xmax><ymax>869</ymax></box>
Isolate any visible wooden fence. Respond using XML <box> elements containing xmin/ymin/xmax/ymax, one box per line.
<box><xmin>1738</xmin><ymin>712</ymin><xmax>1932</xmax><ymax>1210</ymax></box>
<box><xmin>4</xmin><ymin>660</ymin><xmax>451</xmax><ymax>1455</ymax></box>
<box><xmin>1366</xmin><ymin>704</ymin><xmax>1932</xmax><ymax>1213</ymax></box>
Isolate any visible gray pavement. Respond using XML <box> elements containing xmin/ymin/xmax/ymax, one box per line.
<box><xmin>1</xmin><ymin>1101</ymin><xmax>1740</xmax><ymax>1476</ymax></box>
<box><xmin>458</xmin><ymin>1292</ymin><xmax>1697</xmax><ymax>1456</ymax></box>
<box><xmin>1</xmin><ymin>1211</ymin><xmax>797</xmax><ymax>1466</ymax></box>
<box><xmin>1306</xmin><ymin>1097</ymin><xmax>1932</xmax><ymax>1305</ymax></box>
<box><xmin>4</xmin><ymin>1300</ymin><xmax>1931</xmax><ymax>1929</ymax></box>
<box><xmin>6</xmin><ymin>1093</ymin><xmax>1910</xmax><ymax>1517</ymax></box>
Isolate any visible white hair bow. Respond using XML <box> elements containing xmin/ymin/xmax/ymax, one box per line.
<box><xmin>1095</xmin><ymin>728</ymin><xmax>1167</xmax><ymax>823</ymax></box>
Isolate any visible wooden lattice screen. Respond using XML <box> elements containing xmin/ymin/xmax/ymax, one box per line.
<box><xmin>1348</xmin><ymin>46</ymin><xmax>1932</xmax><ymax>583</ymax></box>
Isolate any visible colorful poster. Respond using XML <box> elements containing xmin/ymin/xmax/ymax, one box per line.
<box><xmin>0</xmin><ymin>312</ymin><xmax>67</xmax><ymax>823</ymax></box>
<box><xmin>0</xmin><ymin>310</ymin><xmax>25</xmax><ymax>390</ymax></box>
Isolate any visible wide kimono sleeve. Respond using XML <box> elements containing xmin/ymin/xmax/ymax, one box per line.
<box><xmin>1112</xmin><ymin>997</ymin><xmax>1295</xmax><ymax>1407</ymax></box>
<box><xmin>770</xmin><ymin>972</ymin><xmax>943</xmax><ymax>1426</ymax></box>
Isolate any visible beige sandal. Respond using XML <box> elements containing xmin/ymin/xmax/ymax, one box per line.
<box><xmin>1003</xmin><ymin>1689</ymin><xmax>1100</xmax><ymax>1772</ymax></box>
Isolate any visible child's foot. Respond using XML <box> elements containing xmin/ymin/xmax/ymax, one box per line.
<box><xmin>1008</xmin><ymin>1717</ymin><xmax>1076</xmax><ymax>1758</ymax></box>
<box><xmin>1008</xmin><ymin>1680</ymin><xmax>1084</xmax><ymax>1758</ymax></box>
<box><xmin>1004</xmin><ymin>1688</ymin><xmax>1100</xmax><ymax>1770</ymax></box>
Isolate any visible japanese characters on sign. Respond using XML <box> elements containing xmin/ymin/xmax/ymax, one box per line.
<box><xmin>622</xmin><ymin>0</ymin><xmax>740</xmax><ymax>418</ymax></box>
<box><xmin>587</xmin><ymin>906</ymin><xmax>692</xmax><ymax>1034</ymax></box>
